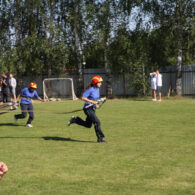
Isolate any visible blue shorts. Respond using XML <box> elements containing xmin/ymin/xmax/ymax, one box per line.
<box><xmin>157</xmin><ymin>86</ymin><xmax>162</xmax><ymax>93</ymax></box>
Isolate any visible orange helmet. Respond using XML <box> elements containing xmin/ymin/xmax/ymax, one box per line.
<box><xmin>92</xmin><ymin>75</ymin><xmax>103</xmax><ymax>85</ymax></box>
<box><xmin>29</xmin><ymin>82</ymin><xmax>37</xmax><ymax>89</ymax></box>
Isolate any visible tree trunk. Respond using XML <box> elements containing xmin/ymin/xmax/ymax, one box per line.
<box><xmin>48</xmin><ymin>0</ymin><xmax>55</xmax><ymax>78</ymax></box>
<box><xmin>104</xmin><ymin>47</ymin><xmax>112</xmax><ymax>98</ymax></box>
<box><xmin>13</xmin><ymin>1</ymin><xmax>23</xmax><ymax>93</ymax></box>
<box><xmin>73</xmin><ymin>0</ymin><xmax>84</xmax><ymax>97</ymax></box>
<box><xmin>176</xmin><ymin>49</ymin><xmax>182</xmax><ymax>95</ymax></box>
<box><xmin>167</xmin><ymin>71</ymin><xmax>173</xmax><ymax>97</ymax></box>
<box><xmin>104</xmin><ymin>0</ymin><xmax>112</xmax><ymax>98</ymax></box>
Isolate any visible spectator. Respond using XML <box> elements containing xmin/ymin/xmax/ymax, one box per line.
<box><xmin>156</xmin><ymin>70</ymin><xmax>162</xmax><ymax>101</ymax></box>
<box><xmin>150</xmin><ymin>72</ymin><xmax>157</xmax><ymax>101</ymax></box>
<box><xmin>1</xmin><ymin>72</ymin><xmax>11</xmax><ymax>103</ymax></box>
<box><xmin>9</xmin><ymin>73</ymin><xmax>17</xmax><ymax>108</ymax></box>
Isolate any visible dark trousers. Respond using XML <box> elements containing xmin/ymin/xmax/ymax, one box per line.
<box><xmin>15</xmin><ymin>103</ymin><xmax>34</xmax><ymax>124</ymax></box>
<box><xmin>75</xmin><ymin>108</ymin><xmax>105</xmax><ymax>140</ymax></box>
<box><xmin>0</xmin><ymin>91</ymin><xmax>2</xmax><ymax>102</ymax></box>
<box><xmin>2</xmin><ymin>89</ymin><xmax>11</xmax><ymax>103</ymax></box>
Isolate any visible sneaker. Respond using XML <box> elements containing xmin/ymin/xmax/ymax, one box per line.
<box><xmin>152</xmin><ymin>99</ymin><xmax>157</xmax><ymax>101</ymax></box>
<box><xmin>97</xmin><ymin>139</ymin><xmax>106</xmax><ymax>143</ymax></box>
<box><xmin>26</xmin><ymin>124</ymin><xmax>33</xmax><ymax>128</ymax></box>
<box><xmin>68</xmin><ymin>116</ymin><xmax>76</xmax><ymax>126</ymax></box>
<box><xmin>14</xmin><ymin>115</ymin><xmax>18</xmax><ymax>123</ymax></box>
<box><xmin>10</xmin><ymin>107</ymin><xmax>16</xmax><ymax>111</ymax></box>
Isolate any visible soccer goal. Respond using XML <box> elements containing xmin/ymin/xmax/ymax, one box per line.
<box><xmin>43</xmin><ymin>78</ymin><xmax>78</xmax><ymax>101</ymax></box>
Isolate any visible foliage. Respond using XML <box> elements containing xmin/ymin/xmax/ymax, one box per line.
<box><xmin>0</xmin><ymin>0</ymin><xmax>195</xmax><ymax>96</ymax></box>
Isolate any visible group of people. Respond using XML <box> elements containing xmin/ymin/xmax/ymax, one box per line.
<box><xmin>0</xmin><ymin>73</ymin><xmax>105</xmax><ymax>143</ymax></box>
<box><xmin>150</xmin><ymin>70</ymin><xmax>162</xmax><ymax>101</ymax></box>
<box><xmin>11</xmin><ymin>75</ymin><xmax>105</xmax><ymax>142</ymax></box>
<box><xmin>1</xmin><ymin>71</ymin><xmax>163</xmax><ymax>146</ymax></box>
<box><xmin>0</xmin><ymin>75</ymin><xmax>105</xmax><ymax>180</ymax></box>
<box><xmin>0</xmin><ymin>72</ymin><xmax>45</xmax><ymax>128</ymax></box>
<box><xmin>0</xmin><ymin>72</ymin><xmax>17</xmax><ymax>106</ymax></box>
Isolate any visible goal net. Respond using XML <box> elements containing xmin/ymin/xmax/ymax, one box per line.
<box><xmin>43</xmin><ymin>78</ymin><xmax>78</xmax><ymax>100</ymax></box>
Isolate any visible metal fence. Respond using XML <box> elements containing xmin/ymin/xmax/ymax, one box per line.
<box><xmin>84</xmin><ymin>67</ymin><xmax>195</xmax><ymax>96</ymax></box>
<box><xmin>19</xmin><ymin>65</ymin><xmax>195</xmax><ymax>97</ymax></box>
<box><xmin>161</xmin><ymin>65</ymin><xmax>195</xmax><ymax>96</ymax></box>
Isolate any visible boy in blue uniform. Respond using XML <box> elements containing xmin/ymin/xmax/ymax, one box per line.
<box><xmin>68</xmin><ymin>75</ymin><xmax>106</xmax><ymax>143</ymax></box>
<box><xmin>14</xmin><ymin>82</ymin><xmax>44</xmax><ymax>127</ymax></box>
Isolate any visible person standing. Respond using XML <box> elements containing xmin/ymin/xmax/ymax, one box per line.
<box><xmin>9</xmin><ymin>73</ymin><xmax>17</xmax><ymax>103</ymax></box>
<box><xmin>0</xmin><ymin>72</ymin><xmax>11</xmax><ymax>103</ymax></box>
<box><xmin>14</xmin><ymin>82</ymin><xmax>44</xmax><ymax>127</ymax></box>
<box><xmin>68</xmin><ymin>75</ymin><xmax>106</xmax><ymax>143</ymax></box>
<box><xmin>156</xmin><ymin>70</ymin><xmax>162</xmax><ymax>101</ymax></box>
<box><xmin>150</xmin><ymin>72</ymin><xmax>157</xmax><ymax>101</ymax></box>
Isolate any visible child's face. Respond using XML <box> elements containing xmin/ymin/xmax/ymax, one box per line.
<box><xmin>96</xmin><ymin>82</ymin><xmax>102</xmax><ymax>88</ymax></box>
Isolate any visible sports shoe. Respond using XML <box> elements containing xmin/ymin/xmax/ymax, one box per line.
<box><xmin>97</xmin><ymin>139</ymin><xmax>106</xmax><ymax>143</ymax></box>
<box><xmin>26</xmin><ymin>124</ymin><xmax>33</xmax><ymax>128</ymax></box>
<box><xmin>14</xmin><ymin>115</ymin><xmax>18</xmax><ymax>123</ymax></box>
<box><xmin>68</xmin><ymin>116</ymin><xmax>76</xmax><ymax>126</ymax></box>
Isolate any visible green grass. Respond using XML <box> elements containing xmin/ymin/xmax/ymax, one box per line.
<box><xmin>0</xmin><ymin>98</ymin><xmax>195</xmax><ymax>195</ymax></box>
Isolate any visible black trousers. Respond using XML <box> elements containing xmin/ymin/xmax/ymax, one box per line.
<box><xmin>2</xmin><ymin>89</ymin><xmax>11</xmax><ymax>103</ymax></box>
<box><xmin>15</xmin><ymin>103</ymin><xmax>34</xmax><ymax>124</ymax></box>
<box><xmin>0</xmin><ymin>91</ymin><xmax>2</xmax><ymax>102</ymax></box>
<box><xmin>75</xmin><ymin>108</ymin><xmax>105</xmax><ymax>140</ymax></box>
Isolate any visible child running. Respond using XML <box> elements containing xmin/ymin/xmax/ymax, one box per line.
<box><xmin>14</xmin><ymin>82</ymin><xmax>44</xmax><ymax>127</ymax></box>
<box><xmin>68</xmin><ymin>75</ymin><xmax>106</xmax><ymax>143</ymax></box>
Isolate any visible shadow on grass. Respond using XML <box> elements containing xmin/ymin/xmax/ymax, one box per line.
<box><xmin>43</xmin><ymin>136</ymin><xmax>95</xmax><ymax>143</ymax></box>
<box><xmin>0</xmin><ymin>136</ymin><xmax>95</xmax><ymax>143</ymax></box>
<box><xmin>0</xmin><ymin>123</ymin><xmax>23</xmax><ymax>126</ymax></box>
<box><xmin>55</xmin><ymin>109</ymin><xmax>83</xmax><ymax>114</ymax></box>
<box><xmin>0</xmin><ymin>112</ymin><xmax>9</xmax><ymax>115</ymax></box>
<box><xmin>132</xmin><ymin>99</ymin><xmax>152</xmax><ymax>101</ymax></box>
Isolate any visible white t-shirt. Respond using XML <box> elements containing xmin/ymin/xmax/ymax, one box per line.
<box><xmin>150</xmin><ymin>73</ymin><xmax>157</xmax><ymax>90</ymax></box>
<box><xmin>9</xmin><ymin>77</ymin><xmax>17</xmax><ymax>88</ymax></box>
<box><xmin>156</xmin><ymin>74</ymin><xmax>162</xmax><ymax>87</ymax></box>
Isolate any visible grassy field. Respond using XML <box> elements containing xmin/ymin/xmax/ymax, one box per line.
<box><xmin>0</xmin><ymin>98</ymin><xmax>194</xmax><ymax>195</ymax></box>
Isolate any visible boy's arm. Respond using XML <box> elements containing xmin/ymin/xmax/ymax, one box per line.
<box><xmin>37</xmin><ymin>97</ymin><xmax>45</xmax><ymax>102</ymax></box>
<box><xmin>16</xmin><ymin>94</ymin><xmax>21</xmax><ymax>102</ymax></box>
<box><xmin>82</xmin><ymin>97</ymin><xmax>97</xmax><ymax>104</ymax></box>
<box><xmin>0</xmin><ymin>78</ymin><xmax>7</xmax><ymax>86</ymax></box>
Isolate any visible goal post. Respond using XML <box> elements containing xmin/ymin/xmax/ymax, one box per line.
<box><xmin>43</xmin><ymin>78</ymin><xmax>78</xmax><ymax>101</ymax></box>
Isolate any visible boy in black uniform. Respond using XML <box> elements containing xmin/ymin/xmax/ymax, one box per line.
<box><xmin>0</xmin><ymin>72</ymin><xmax>11</xmax><ymax>103</ymax></box>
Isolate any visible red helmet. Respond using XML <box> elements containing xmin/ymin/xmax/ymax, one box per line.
<box><xmin>29</xmin><ymin>82</ymin><xmax>37</xmax><ymax>89</ymax></box>
<box><xmin>92</xmin><ymin>75</ymin><xmax>103</xmax><ymax>85</ymax></box>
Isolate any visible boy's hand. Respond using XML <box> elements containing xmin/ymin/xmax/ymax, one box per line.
<box><xmin>0</xmin><ymin>162</ymin><xmax>8</xmax><ymax>180</ymax></box>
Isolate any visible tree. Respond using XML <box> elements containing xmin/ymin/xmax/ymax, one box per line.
<box><xmin>72</xmin><ymin>0</ymin><xmax>84</xmax><ymax>97</ymax></box>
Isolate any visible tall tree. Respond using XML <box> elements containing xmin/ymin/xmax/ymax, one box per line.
<box><xmin>73</xmin><ymin>0</ymin><xmax>84</xmax><ymax>97</ymax></box>
<box><xmin>102</xmin><ymin>0</ymin><xmax>112</xmax><ymax>98</ymax></box>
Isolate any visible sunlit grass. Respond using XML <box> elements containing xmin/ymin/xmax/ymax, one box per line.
<box><xmin>0</xmin><ymin>98</ymin><xmax>194</xmax><ymax>194</ymax></box>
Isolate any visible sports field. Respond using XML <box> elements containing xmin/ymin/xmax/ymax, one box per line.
<box><xmin>0</xmin><ymin>98</ymin><xmax>194</xmax><ymax>195</ymax></box>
